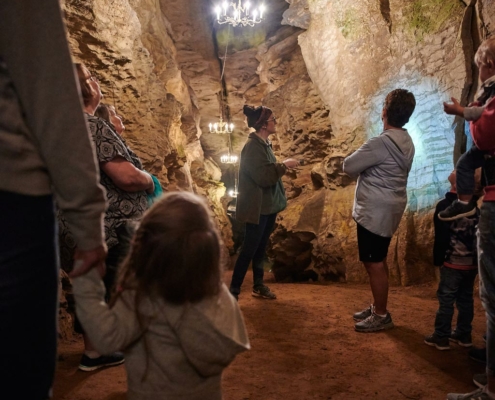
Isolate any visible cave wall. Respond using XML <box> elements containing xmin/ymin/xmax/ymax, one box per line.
<box><xmin>62</xmin><ymin>0</ymin><xmax>233</xmax><ymax>252</ymax></box>
<box><xmin>271</xmin><ymin>0</ymin><xmax>492</xmax><ymax>284</ymax></box>
<box><xmin>60</xmin><ymin>0</ymin><xmax>493</xmax><ymax>286</ymax></box>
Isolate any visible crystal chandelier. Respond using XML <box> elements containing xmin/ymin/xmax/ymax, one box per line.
<box><xmin>220</xmin><ymin>153</ymin><xmax>238</xmax><ymax>164</ymax></box>
<box><xmin>215</xmin><ymin>1</ymin><xmax>265</xmax><ymax>27</ymax></box>
<box><xmin>209</xmin><ymin>117</ymin><xmax>234</xmax><ymax>134</ymax></box>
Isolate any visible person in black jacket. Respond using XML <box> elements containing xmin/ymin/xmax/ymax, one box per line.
<box><xmin>425</xmin><ymin>170</ymin><xmax>479</xmax><ymax>351</ymax></box>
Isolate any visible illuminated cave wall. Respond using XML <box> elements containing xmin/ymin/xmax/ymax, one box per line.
<box><xmin>296</xmin><ymin>0</ymin><xmax>469</xmax><ymax>210</ymax></box>
<box><xmin>270</xmin><ymin>0</ymin><xmax>488</xmax><ymax>284</ymax></box>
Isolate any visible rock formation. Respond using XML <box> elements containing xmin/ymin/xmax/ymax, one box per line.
<box><xmin>60</xmin><ymin>0</ymin><xmax>493</xmax><ymax>286</ymax></box>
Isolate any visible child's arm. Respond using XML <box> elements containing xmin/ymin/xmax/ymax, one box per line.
<box><xmin>443</xmin><ymin>97</ymin><xmax>465</xmax><ymax>118</ymax></box>
<box><xmin>73</xmin><ymin>269</ymin><xmax>146</xmax><ymax>355</ymax></box>
<box><xmin>343</xmin><ymin>137</ymin><xmax>387</xmax><ymax>178</ymax></box>
<box><xmin>433</xmin><ymin>200</ymin><xmax>450</xmax><ymax>266</ymax></box>
<box><xmin>444</xmin><ymin>97</ymin><xmax>485</xmax><ymax>121</ymax></box>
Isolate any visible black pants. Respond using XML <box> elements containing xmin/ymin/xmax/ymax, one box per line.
<box><xmin>74</xmin><ymin>223</ymin><xmax>132</xmax><ymax>333</ymax></box>
<box><xmin>230</xmin><ymin>213</ymin><xmax>277</xmax><ymax>295</ymax></box>
<box><xmin>0</xmin><ymin>191</ymin><xmax>58</xmax><ymax>399</ymax></box>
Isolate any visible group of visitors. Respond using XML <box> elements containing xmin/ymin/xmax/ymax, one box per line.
<box><xmin>1</xmin><ymin>0</ymin><xmax>495</xmax><ymax>399</ymax></box>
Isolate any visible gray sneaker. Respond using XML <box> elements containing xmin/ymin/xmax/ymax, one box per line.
<box><xmin>353</xmin><ymin>305</ymin><xmax>373</xmax><ymax>322</ymax></box>
<box><xmin>252</xmin><ymin>285</ymin><xmax>276</xmax><ymax>299</ymax></box>
<box><xmin>447</xmin><ymin>388</ymin><xmax>491</xmax><ymax>400</ymax></box>
<box><xmin>355</xmin><ymin>311</ymin><xmax>394</xmax><ymax>332</ymax></box>
<box><xmin>473</xmin><ymin>373</ymin><xmax>487</xmax><ymax>389</ymax></box>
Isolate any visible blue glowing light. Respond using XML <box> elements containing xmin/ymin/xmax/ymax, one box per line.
<box><xmin>367</xmin><ymin>76</ymin><xmax>457</xmax><ymax>211</ymax></box>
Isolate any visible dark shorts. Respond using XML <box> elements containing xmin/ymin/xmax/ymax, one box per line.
<box><xmin>357</xmin><ymin>223</ymin><xmax>392</xmax><ymax>263</ymax></box>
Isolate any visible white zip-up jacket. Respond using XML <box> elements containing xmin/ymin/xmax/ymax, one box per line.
<box><xmin>343</xmin><ymin>128</ymin><xmax>415</xmax><ymax>237</ymax></box>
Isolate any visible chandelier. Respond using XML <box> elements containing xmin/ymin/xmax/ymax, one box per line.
<box><xmin>209</xmin><ymin>117</ymin><xmax>234</xmax><ymax>134</ymax></box>
<box><xmin>215</xmin><ymin>1</ymin><xmax>265</xmax><ymax>27</ymax></box>
<box><xmin>221</xmin><ymin>153</ymin><xmax>238</xmax><ymax>164</ymax></box>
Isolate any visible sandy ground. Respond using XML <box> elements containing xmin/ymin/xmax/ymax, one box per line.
<box><xmin>53</xmin><ymin>271</ymin><xmax>487</xmax><ymax>400</ymax></box>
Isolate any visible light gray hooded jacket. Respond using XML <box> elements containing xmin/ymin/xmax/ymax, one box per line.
<box><xmin>343</xmin><ymin>128</ymin><xmax>415</xmax><ymax>237</ymax></box>
<box><xmin>73</xmin><ymin>269</ymin><xmax>250</xmax><ymax>400</ymax></box>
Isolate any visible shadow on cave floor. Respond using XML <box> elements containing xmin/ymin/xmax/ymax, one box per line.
<box><xmin>53</xmin><ymin>271</ymin><xmax>485</xmax><ymax>400</ymax></box>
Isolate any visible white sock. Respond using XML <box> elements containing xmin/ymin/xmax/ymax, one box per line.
<box><xmin>458</xmin><ymin>200</ymin><xmax>469</xmax><ymax>205</ymax></box>
<box><xmin>376</xmin><ymin>312</ymin><xmax>387</xmax><ymax>318</ymax></box>
<box><xmin>84</xmin><ymin>350</ymin><xmax>100</xmax><ymax>359</ymax></box>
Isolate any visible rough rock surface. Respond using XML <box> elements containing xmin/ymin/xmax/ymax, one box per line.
<box><xmin>61</xmin><ymin>0</ymin><xmax>493</xmax><ymax>286</ymax></box>
<box><xmin>62</xmin><ymin>0</ymin><xmax>233</xmax><ymax>254</ymax></box>
<box><xmin>271</xmin><ymin>0</ymin><xmax>492</xmax><ymax>284</ymax></box>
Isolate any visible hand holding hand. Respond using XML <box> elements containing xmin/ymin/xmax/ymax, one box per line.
<box><xmin>443</xmin><ymin>97</ymin><xmax>464</xmax><ymax>117</ymax></box>
<box><xmin>283</xmin><ymin>158</ymin><xmax>300</xmax><ymax>170</ymax></box>
<box><xmin>69</xmin><ymin>244</ymin><xmax>107</xmax><ymax>278</ymax></box>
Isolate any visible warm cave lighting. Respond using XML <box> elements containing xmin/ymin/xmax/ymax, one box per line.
<box><xmin>215</xmin><ymin>0</ymin><xmax>265</xmax><ymax>27</ymax></box>
<box><xmin>220</xmin><ymin>153</ymin><xmax>238</xmax><ymax>164</ymax></box>
<box><xmin>209</xmin><ymin>117</ymin><xmax>234</xmax><ymax>134</ymax></box>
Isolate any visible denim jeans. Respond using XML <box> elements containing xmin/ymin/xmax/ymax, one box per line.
<box><xmin>456</xmin><ymin>145</ymin><xmax>486</xmax><ymax>195</ymax></box>
<box><xmin>478</xmin><ymin>201</ymin><xmax>495</xmax><ymax>378</ymax></box>
<box><xmin>230</xmin><ymin>213</ymin><xmax>277</xmax><ymax>295</ymax></box>
<box><xmin>434</xmin><ymin>266</ymin><xmax>478</xmax><ymax>338</ymax></box>
<box><xmin>0</xmin><ymin>191</ymin><xmax>58</xmax><ymax>399</ymax></box>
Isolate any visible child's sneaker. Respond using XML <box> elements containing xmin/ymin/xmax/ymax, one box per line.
<box><xmin>252</xmin><ymin>285</ymin><xmax>276</xmax><ymax>299</ymax></box>
<box><xmin>78</xmin><ymin>352</ymin><xmax>125</xmax><ymax>371</ymax></box>
<box><xmin>354</xmin><ymin>311</ymin><xmax>394</xmax><ymax>332</ymax></box>
<box><xmin>450</xmin><ymin>331</ymin><xmax>473</xmax><ymax>347</ymax></box>
<box><xmin>424</xmin><ymin>333</ymin><xmax>450</xmax><ymax>350</ymax></box>
<box><xmin>447</xmin><ymin>387</ymin><xmax>491</xmax><ymax>400</ymax></box>
<box><xmin>353</xmin><ymin>305</ymin><xmax>373</xmax><ymax>322</ymax></box>
<box><xmin>438</xmin><ymin>200</ymin><xmax>477</xmax><ymax>221</ymax></box>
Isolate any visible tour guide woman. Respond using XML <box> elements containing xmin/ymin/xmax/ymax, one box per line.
<box><xmin>229</xmin><ymin>105</ymin><xmax>299</xmax><ymax>300</ymax></box>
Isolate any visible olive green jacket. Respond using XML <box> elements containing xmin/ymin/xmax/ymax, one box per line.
<box><xmin>236</xmin><ymin>133</ymin><xmax>287</xmax><ymax>224</ymax></box>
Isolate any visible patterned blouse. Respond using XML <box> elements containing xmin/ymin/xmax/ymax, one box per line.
<box><xmin>58</xmin><ymin>114</ymin><xmax>147</xmax><ymax>269</ymax></box>
<box><xmin>87</xmin><ymin>114</ymin><xmax>148</xmax><ymax>247</ymax></box>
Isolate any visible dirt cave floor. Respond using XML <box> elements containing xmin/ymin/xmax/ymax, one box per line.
<box><xmin>53</xmin><ymin>270</ymin><xmax>487</xmax><ymax>400</ymax></box>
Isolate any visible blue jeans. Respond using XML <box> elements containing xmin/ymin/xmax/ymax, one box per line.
<box><xmin>456</xmin><ymin>145</ymin><xmax>486</xmax><ymax>195</ymax></box>
<box><xmin>434</xmin><ymin>266</ymin><xmax>477</xmax><ymax>338</ymax></box>
<box><xmin>478</xmin><ymin>202</ymin><xmax>495</xmax><ymax>378</ymax></box>
<box><xmin>230</xmin><ymin>213</ymin><xmax>277</xmax><ymax>295</ymax></box>
<box><xmin>0</xmin><ymin>191</ymin><xmax>58</xmax><ymax>399</ymax></box>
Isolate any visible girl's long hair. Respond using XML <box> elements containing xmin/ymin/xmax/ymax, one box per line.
<box><xmin>111</xmin><ymin>191</ymin><xmax>222</xmax><ymax>308</ymax></box>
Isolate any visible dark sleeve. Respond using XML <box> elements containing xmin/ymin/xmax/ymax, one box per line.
<box><xmin>433</xmin><ymin>199</ymin><xmax>450</xmax><ymax>266</ymax></box>
<box><xmin>242</xmin><ymin>142</ymin><xmax>286</xmax><ymax>188</ymax></box>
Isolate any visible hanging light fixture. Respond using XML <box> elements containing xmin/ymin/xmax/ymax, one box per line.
<box><xmin>209</xmin><ymin>117</ymin><xmax>234</xmax><ymax>134</ymax></box>
<box><xmin>214</xmin><ymin>1</ymin><xmax>265</xmax><ymax>27</ymax></box>
<box><xmin>220</xmin><ymin>153</ymin><xmax>238</xmax><ymax>164</ymax></box>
